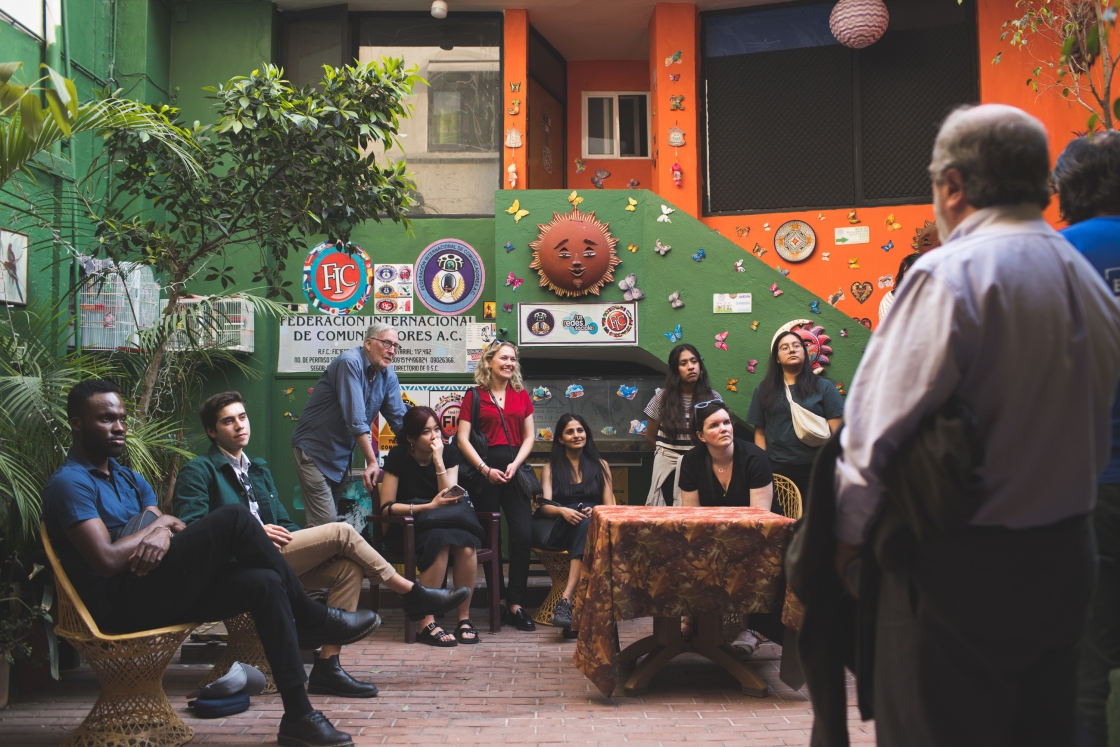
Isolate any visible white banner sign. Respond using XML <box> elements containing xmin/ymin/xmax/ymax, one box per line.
<box><xmin>277</xmin><ymin>315</ymin><xmax>495</xmax><ymax>373</ymax></box>
<box><xmin>517</xmin><ymin>302</ymin><xmax>638</xmax><ymax>346</ymax></box>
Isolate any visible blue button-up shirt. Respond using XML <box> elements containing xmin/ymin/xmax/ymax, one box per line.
<box><xmin>291</xmin><ymin>346</ymin><xmax>407</xmax><ymax>483</ymax></box>
<box><xmin>42</xmin><ymin>448</ymin><xmax>158</xmax><ymax>598</ymax></box>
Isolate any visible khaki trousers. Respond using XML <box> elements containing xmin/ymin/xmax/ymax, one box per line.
<box><xmin>279</xmin><ymin>523</ymin><xmax>396</xmax><ymax>612</ymax></box>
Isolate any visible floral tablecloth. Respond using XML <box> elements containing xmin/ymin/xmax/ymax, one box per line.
<box><xmin>571</xmin><ymin>505</ymin><xmax>796</xmax><ymax>696</ymax></box>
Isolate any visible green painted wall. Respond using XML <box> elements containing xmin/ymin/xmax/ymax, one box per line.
<box><xmin>492</xmin><ymin>190</ymin><xmax>873</xmax><ymax>414</ymax></box>
<box><xmin>168</xmin><ymin>0</ymin><xmax>274</xmax><ymax>125</ymax></box>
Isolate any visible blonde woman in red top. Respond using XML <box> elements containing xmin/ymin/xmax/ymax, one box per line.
<box><xmin>457</xmin><ymin>341</ymin><xmax>537</xmax><ymax>631</ymax></box>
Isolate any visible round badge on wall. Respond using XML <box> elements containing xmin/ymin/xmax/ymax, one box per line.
<box><xmin>601</xmin><ymin>305</ymin><xmax>635</xmax><ymax>338</ymax></box>
<box><xmin>302</xmin><ymin>241</ymin><xmax>374</xmax><ymax>315</ymax></box>
<box><xmin>525</xmin><ymin>308</ymin><xmax>556</xmax><ymax>337</ymax></box>
<box><xmin>414</xmin><ymin>239</ymin><xmax>485</xmax><ymax>315</ymax></box>
<box><xmin>774</xmin><ymin>220</ymin><xmax>817</xmax><ymax>263</ymax></box>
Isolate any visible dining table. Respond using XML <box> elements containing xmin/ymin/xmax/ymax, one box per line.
<box><xmin>570</xmin><ymin>505</ymin><xmax>797</xmax><ymax>698</ymax></box>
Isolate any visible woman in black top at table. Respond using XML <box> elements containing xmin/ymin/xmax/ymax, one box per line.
<box><xmin>678</xmin><ymin>399</ymin><xmax>774</xmax><ymax>651</ymax></box>
<box><xmin>380</xmin><ymin>406</ymin><xmax>482</xmax><ymax>647</ymax></box>
<box><xmin>536</xmin><ymin>414</ymin><xmax>614</xmax><ymax>629</ymax></box>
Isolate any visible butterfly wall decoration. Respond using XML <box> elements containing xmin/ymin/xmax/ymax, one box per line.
<box><xmin>848</xmin><ymin>257</ymin><xmax>860</xmax><ymax>269</ymax></box>
<box><xmin>617</xmin><ymin>385</ymin><xmax>638</xmax><ymax>400</ymax></box>
<box><xmin>726</xmin><ymin>378</ymin><xmax>739</xmax><ymax>393</ymax></box>
<box><xmin>625</xmin><ymin>197</ymin><xmax>637</xmax><ymax>211</ymax></box>
<box><xmin>770</xmin><ymin>283</ymin><xmax>783</xmax><ymax>297</ymax></box>
<box><xmin>818</xmin><ymin>213</ymin><xmax>826</xmax><ymax>221</ymax></box>
<box><xmin>836</xmin><ymin>382</ymin><xmax>847</xmax><ymax>396</ymax></box>
<box><xmin>763</xmin><ymin>222</ymin><xmax>771</xmax><ymax>231</ymax></box>
<box><xmin>502</xmin><ymin>302</ymin><xmax>513</xmax><ymax>312</ymax></box>
<box><xmin>752</xmin><ymin>243</ymin><xmax>767</xmax><ymax>257</ymax></box>
<box><xmin>506</xmin><ymin>272</ymin><xmax>524</xmax><ymax>291</ymax></box>
<box><xmin>669</xmin><ymin>95</ymin><xmax>685</xmax><ymax>111</ymax></box>
<box><xmin>668</xmin><ymin>291</ymin><xmax>684</xmax><ymax>309</ymax></box>
<box><xmin>746</xmin><ymin>360</ymin><xmax>758</xmax><ymax>374</ymax></box>
<box><xmin>568</xmin><ymin>190</ymin><xmax>584</xmax><ymax>207</ymax></box>
<box><xmin>627</xmin><ymin>243</ymin><xmax>639</xmax><ymax>253</ymax></box>
<box><xmin>774</xmin><ymin>265</ymin><xmax>790</xmax><ymax>276</ymax></box>
<box><xmin>664</xmin><ymin>324</ymin><xmax>682</xmax><ymax>342</ymax></box>
<box><xmin>669</xmin><ymin>73</ymin><xmax>681</xmax><ymax>82</ymax></box>
<box><xmin>504</xmin><ymin>242</ymin><xmax>515</xmax><ymax>253</ymax></box>
<box><xmin>734</xmin><ymin>259</ymin><xmax>745</xmax><ymax>272</ymax></box>
<box><xmin>692</xmin><ymin>248</ymin><xmax>706</xmax><ymax>262</ymax></box>
<box><xmin>658</xmin><ymin>204</ymin><xmax>674</xmax><ymax>223</ymax></box>
<box><xmin>505</xmin><ymin>200</ymin><xmax>529</xmax><ymax>222</ymax></box>
<box><xmin>847</xmin><ymin>209</ymin><xmax>860</xmax><ymax>224</ymax></box>
<box><xmin>821</xmin><ymin>252</ymin><xmax>831</xmax><ymax>261</ymax></box>
<box><xmin>627</xmin><ymin>178</ymin><xmax>641</xmax><ymax>189</ymax></box>
<box><xmin>809</xmin><ymin>300</ymin><xmax>821</xmax><ymax>314</ymax></box>
<box><xmin>618</xmin><ymin>273</ymin><xmax>644</xmax><ymax>301</ymax></box>
<box><xmin>736</xmin><ymin>226</ymin><xmax>750</xmax><ymax>237</ymax></box>
<box><xmin>509</xmin><ymin>81</ymin><xmax>521</xmax><ymax>92</ymax></box>
<box><xmin>574</xmin><ymin>158</ymin><xmax>586</xmax><ymax>174</ymax></box>
<box><xmin>751</xmin><ymin>320</ymin><xmax>760</xmax><ymax>331</ymax></box>
<box><xmin>654</xmin><ymin>239</ymin><xmax>671</xmax><ymax>256</ymax></box>
<box><xmin>840</xmin><ymin>328</ymin><xmax>848</xmax><ymax>337</ymax></box>
<box><xmin>591</xmin><ymin>169</ymin><xmax>611</xmax><ymax>189</ymax></box>
<box><xmin>882</xmin><ymin>240</ymin><xmax>894</xmax><ymax>252</ymax></box>
<box><xmin>885</xmin><ymin>213</ymin><xmax>902</xmax><ymax>231</ymax></box>
<box><xmin>714</xmin><ymin>331</ymin><xmax>729</xmax><ymax>351</ymax></box>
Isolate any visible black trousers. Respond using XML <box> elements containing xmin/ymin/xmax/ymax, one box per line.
<box><xmin>874</xmin><ymin>514</ymin><xmax>1095</xmax><ymax>747</ymax></box>
<box><xmin>1079</xmin><ymin>484</ymin><xmax>1120</xmax><ymax>747</ymax></box>
<box><xmin>476</xmin><ymin>445</ymin><xmax>532</xmax><ymax>606</ymax></box>
<box><xmin>92</xmin><ymin>504</ymin><xmax>322</xmax><ymax>691</ymax></box>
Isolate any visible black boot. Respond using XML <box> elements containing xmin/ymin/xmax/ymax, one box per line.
<box><xmin>400</xmin><ymin>583</ymin><xmax>472</xmax><ymax>622</ymax></box>
<box><xmin>308</xmin><ymin>655</ymin><xmax>379</xmax><ymax>698</ymax></box>
<box><xmin>297</xmin><ymin>607</ymin><xmax>381</xmax><ymax>650</ymax></box>
<box><xmin>278</xmin><ymin>709</ymin><xmax>353</xmax><ymax>747</ymax></box>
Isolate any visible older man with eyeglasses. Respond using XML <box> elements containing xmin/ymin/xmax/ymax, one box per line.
<box><xmin>293</xmin><ymin>323</ymin><xmax>407</xmax><ymax>527</ymax></box>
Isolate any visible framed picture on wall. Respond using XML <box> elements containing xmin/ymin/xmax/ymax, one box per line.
<box><xmin>0</xmin><ymin>229</ymin><xmax>28</xmax><ymax>306</ymax></box>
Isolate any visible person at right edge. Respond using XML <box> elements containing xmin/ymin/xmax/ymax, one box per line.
<box><xmin>834</xmin><ymin>104</ymin><xmax>1120</xmax><ymax>746</ymax></box>
<box><xmin>1053</xmin><ymin>130</ymin><xmax>1120</xmax><ymax>747</ymax></box>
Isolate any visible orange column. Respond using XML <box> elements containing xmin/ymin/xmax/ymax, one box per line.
<box><xmin>504</xmin><ymin>9</ymin><xmax>529</xmax><ymax>191</ymax></box>
<box><xmin>648</xmin><ymin>2</ymin><xmax>701</xmax><ymax>216</ymax></box>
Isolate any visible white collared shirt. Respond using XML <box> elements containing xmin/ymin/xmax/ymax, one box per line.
<box><xmin>217</xmin><ymin>446</ymin><xmax>264</xmax><ymax>526</ymax></box>
<box><xmin>835</xmin><ymin>204</ymin><xmax>1120</xmax><ymax>544</ymax></box>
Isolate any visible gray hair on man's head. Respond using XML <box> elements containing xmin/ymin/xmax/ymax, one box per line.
<box><xmin>364</xmin><ymin>322</ymin><xmax>395</xmax><ymax>341</ymax></box>
<box><xmin>929</xmin><ymin>104</ymin><xmax>1051</xmax><ymax>210</ymax></box>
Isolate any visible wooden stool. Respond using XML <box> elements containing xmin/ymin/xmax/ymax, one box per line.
<box><xmin>198</xmin><ymin>612</ymin><xmax>277</xmax><ymax>694</ymax></box>
<box><xmin>532</xmin><ymin>549</ymin><xmax>571</xmax><ymax>626</ymax></box>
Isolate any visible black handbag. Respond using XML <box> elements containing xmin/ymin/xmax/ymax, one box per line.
<box><xmin>493</xmin><ymin>397</ymin><xmax>543</xmax><ymax>501</ymax></box>
<box><xmin>413</xmin><ymin>493</ymin><xmax>487</xmax><ymax>543</ymax></box>
<box><xmin>457</xmin><ymin>387</ymin><xmax>491</xmax><ymax>497</ymax></box>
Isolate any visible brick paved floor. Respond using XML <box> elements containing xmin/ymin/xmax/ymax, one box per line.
<box><xmin>0</xmin><ymin>610</ymin><xmax>875</xmax><ymax>746</ymax></box>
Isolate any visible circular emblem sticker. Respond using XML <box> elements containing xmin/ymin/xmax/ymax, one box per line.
<box><xmin>774</xmin><ymin>220</ymin><xmax>817</xmax><ymax>263</ymax></box>
<box><xmin>526</xmin><ymin>308</ymin><xmax>556</xmax><ymax>337</ymax></box>
<box><xmin>601</xmin><ymin>305</ymin><xmax>634</xmax><ymax>339</ymax></box>
<box><xmin>375</xmin><ymin>265</ymin><xmax>397</xmax><ymax>282</ymax></box>
<box><xmin>302</xmin><ymin>241</ymin><xmax>374</xmax><ymax>315</ymax></box>
<box><xmin>434</xmin><ymin>393</ymin><xmax>464</xmax><ymax>438</ymax></box>
<box><xmin>414</xmin><ymin>239</ymin><xmax>485</xmax><ymax>315</ymax></box>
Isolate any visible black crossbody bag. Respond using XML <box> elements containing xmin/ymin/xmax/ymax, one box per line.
<box><xmin>492</xmin><ymin>394</ymin><xmax>543</xmax><ymax>501</ymax></box>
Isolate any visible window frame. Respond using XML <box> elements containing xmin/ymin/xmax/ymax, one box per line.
<box><xmin>698</xmin><ymin>0</ymin><xmax>979</xmax><ymax>216</ymax></box>
<box><xmin>580</xmin><ymin>91</ymin><xmax>651</xmax><ymax>160</ymax></box>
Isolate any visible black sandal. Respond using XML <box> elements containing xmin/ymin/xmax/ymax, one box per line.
<box><xmin>455</xmin><ymin>619</ymin><xmax>480</xmax><ymax>645</ymax></box>
<box><xmin>416</xmin><ymin>622</ymin><xmax>457</xmax><ymax>647</ymax></box>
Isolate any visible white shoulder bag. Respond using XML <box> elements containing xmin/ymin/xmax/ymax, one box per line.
<box><xmin>784</xmin><ymin>384</ymin><xmax>831</xmax><ymax>447</ymax></box>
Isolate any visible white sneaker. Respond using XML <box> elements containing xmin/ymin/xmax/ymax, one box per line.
<box><xmin>730</xmin><ymin>630</ymin><xmax>760</xmax><ymax>657</ymax></box>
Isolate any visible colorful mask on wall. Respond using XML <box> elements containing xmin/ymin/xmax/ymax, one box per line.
<box><xmin>912</xmin><ymin>220</ymin><xmax>941</xmax><ymax>252</ymax></box>
<box><xmin>772</xmin><ymin>321</ymin><xmax>833</xmax><ymax>374</ymax></box>
<box><xmin>529</xmin><ymin>208</ymin><xmax>621</xmax><ymax>297</ymax></box>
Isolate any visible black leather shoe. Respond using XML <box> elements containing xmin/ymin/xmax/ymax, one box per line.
<box><xmin>298</xmin><ymin>608</ymin><xmax>381</xmax><ymax>650</ymax></box>
<box><xmin>277</xmin><ymin>709</ymin><xmax>353</xmax><ymax>747</ymax></box>
<box><xmin>401</xmin><ymin>583</ymin><xmax>472</xmax><ymax>622</ymax></box>
<box><xmin>308</xmin><ymin>655</ymin><xmax>379</xmax><ymax>698</ymax></box>
<box><xmin>504</xmin><ymin>605</ymin><xmax>536</xmax><ymax>631</ymax></box>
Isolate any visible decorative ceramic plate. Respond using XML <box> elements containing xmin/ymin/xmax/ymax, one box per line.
<box><xmin>774</xmin><ymin>220</ymin><xmax>817</xmax><ymax>263</ymax></box>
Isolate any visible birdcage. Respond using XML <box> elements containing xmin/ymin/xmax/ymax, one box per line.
<box><xmin>163</xmin><ymin>296</ymin><xmax>256</xmax><ymax>353</ymax></box>
<box><xmin>75</xmin><ymin>262</ymin><xmax>160</xmax><ymax>351</ymax></box>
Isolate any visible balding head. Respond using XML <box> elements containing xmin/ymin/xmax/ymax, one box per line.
<box><xmin>929</xmin><ymin>104</ymin><xmax>1052</xmax><ymax>211</ymax></box>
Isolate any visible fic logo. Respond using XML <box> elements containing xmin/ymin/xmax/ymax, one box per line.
<box><xmin>302</xmin><ymin>241</ymin><xmax>374</xmax><ymax>315</ymax></box>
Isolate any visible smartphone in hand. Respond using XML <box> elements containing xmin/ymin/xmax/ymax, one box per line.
<box><xmin>444</xmin><ymin>485</ymin><xmax>466</xmax><ymax>501</ymax></box>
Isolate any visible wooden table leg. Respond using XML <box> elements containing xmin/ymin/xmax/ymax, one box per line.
<box><xmin>690</xmin><ymin>614</ymin><xmax>770</xmax><ymax>697</ymax></box>
<box><xmin>622</xmin><ymin>617</ymin><xmax>686</xmax><ymax>696</ymax></box>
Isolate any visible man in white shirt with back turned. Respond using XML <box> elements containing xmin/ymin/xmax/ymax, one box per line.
<box><xmin>834</xmin><ymin>104</ymin><xmax>1120</xmax><ymax>746</ymax></box>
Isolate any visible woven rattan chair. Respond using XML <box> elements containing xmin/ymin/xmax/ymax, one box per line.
<box><xmin>773</xmin><ymin>474</ymin><xmax>803</xmax><ymax>520</ymax></box>
<box><xmin>531</xmin><ymin>548</ymin><xmax>571</xmax><ymax>626</ymax></box>
<box><xmin>40</xmin><ymin>524</ymin><xmax>198</xmax><ymax>747</ymax></box>
<box><xmin>198</xmin><ymin>612</ymin><xmax>276</xmax><ymax>694</ymax></box>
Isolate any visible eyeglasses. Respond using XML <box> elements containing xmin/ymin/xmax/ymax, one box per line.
<box><xmin>372</xmin><ymin>338</ymin><xmax>402</xmax><ymax>353</ymax></box>
<box><xmin>777</xmin><ymin>342</ymin><xmax>805</xmax><ymax>353</ymax></box>
<box><xmin>693</xmin><ymin>398</ymin><xmax>725</xmax><ymax>411</ymax></box>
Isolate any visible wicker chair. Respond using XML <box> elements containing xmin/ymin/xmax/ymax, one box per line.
<box><xmin>198</xmin><ymin>612</ymin><xmax>276</xmax><ymax>694</ymax></box>
<box><xmin>773</xmin><ymin>474</ymin><xmax>803</xmax><ymax>520</ymax></box>
<box><xmin>40</xmin><ymin>525</ymin><xmax>198</xmax><ymax>747</ymax></box>
<box><xmin>531</xmin><ymin>548</ymin><xmax>571</xmax><ymax>626</ymax></box>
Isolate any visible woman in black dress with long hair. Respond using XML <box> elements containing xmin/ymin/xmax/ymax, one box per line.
<box><xmin>535</xmin><ymin>414</ymin><xmax>614</xmax><ymax>628</ymax></box>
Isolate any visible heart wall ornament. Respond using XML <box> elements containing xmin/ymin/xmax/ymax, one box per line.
<box><xmin>851</xmin><ymin>282</ymin><xmax>874</xmax><ymax>304</ymax></box>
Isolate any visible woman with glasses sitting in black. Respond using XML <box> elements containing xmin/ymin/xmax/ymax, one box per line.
<box><xmin>678</xmin><ymin>399</ymin><xmax>774</xmax><ymax>652</ymax></box>
<box><xmin>534</xmin><ymin>414</ymin><xmax>614</xmax><ymax>630</ymax></box>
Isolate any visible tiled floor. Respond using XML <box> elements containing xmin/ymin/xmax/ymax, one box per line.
<box><xmin>0</xmin><ymin>611</ymin><xmax>876</xmax><ymax>746</ymax></box>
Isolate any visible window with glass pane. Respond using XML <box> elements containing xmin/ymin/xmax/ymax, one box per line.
<box><xmin>583</xmin><ymin>92</ymin><xmax>649</xmax><ymax>159</ymax></box>
<box><xmin>618</xmin><ymin>95</ymin><xmax>648</xmax><ymax>157</ymax></box>
<box><xmin>357</xmin><ymin>14</ymin><xmax>502</xmax><ymax>216</ymax></box>
<box><xmin>587</xmin><ymin>97</ymin><xmax>614</xmax><ymax>155</ymax></box>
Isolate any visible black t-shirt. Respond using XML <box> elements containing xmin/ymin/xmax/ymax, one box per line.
<box><xmin>382</xmin><ymin>442</ymin><xmax>461</xmax><ymax>504</ymax></box>
<box><xmin>677</xmin><ymin>439</ymin><xmax>773</xmax><ymax>507</ymax></box>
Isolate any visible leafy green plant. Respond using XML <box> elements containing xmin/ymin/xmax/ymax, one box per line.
<box><xmin>996</xmin><ymin>0</ymin><xmax>1120</xmax><ymax>131</ymax></box>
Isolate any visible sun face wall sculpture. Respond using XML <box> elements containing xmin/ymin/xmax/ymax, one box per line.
<box><xmin>528</xmin><ymin>208</ymin><xmax>621</xmax><ymax>297</ymax></box>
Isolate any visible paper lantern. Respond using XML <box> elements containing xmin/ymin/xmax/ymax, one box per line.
<box><xmin>829</xmin><ymin>0</ymin><xmax>889</xmax><ymax>49</ymax></box>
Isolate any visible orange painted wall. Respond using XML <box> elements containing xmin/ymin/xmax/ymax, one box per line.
<box><xmin>649</xmin><ymin>2</ymin><xmax>702</xmax><ymax>215</ymax></box>
<box><xmin>566</xmin><ymin>61</ymin><xmax>654</xmax><ymax>191</ymax></box>
<box><xmin>503</xmin><ymin>9</ymin><xmax>529</xmax><ymax>191</ymax></box>
<box><xmin>698</xmin><ymin>0</ymin><xmax>1098</xmax><ymax>330</ymax></box>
